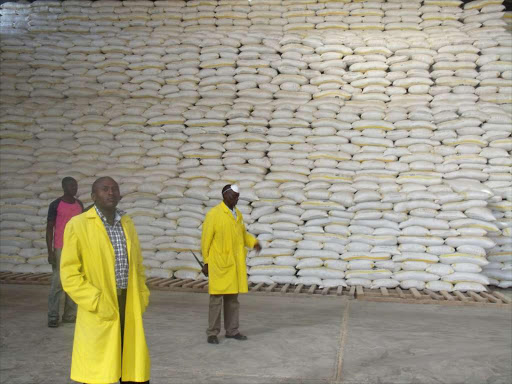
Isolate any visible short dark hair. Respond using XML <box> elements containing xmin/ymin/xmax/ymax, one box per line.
<box><xmin>91</xmin><ymin>176</ymin><xmax>117</xmax><ymax>193</ymax></box>
<box><xmin>61</xmin><ymin>177</ymin><xmax>76</xmax><ymax>188</ymax></box>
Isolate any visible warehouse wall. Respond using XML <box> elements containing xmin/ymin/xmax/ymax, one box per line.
<box><xmin>0</xmin><ymin>0</ymin><xmax>511</xmax><ymax>291</ymax></box>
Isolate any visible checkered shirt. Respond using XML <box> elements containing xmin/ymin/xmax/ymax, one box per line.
<box><xmin>95</xmin><ymin>206</ymin><xmax>129</xmax><ymax>289</ymax></box>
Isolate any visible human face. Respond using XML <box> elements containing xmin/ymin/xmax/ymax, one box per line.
<box><xmin>63</xmin><ymin>180</ymin><xmax>78</xmax><ymax>197</ymax></box>
<box><xmin>223</xmin><ymin>189</ymin><xmax>239</xmax><ymax>210</ymax></box>
<box><xmin>92</xmin><ymin>178</ymin><xmax>121</xmax><ymax>211</ymax></box>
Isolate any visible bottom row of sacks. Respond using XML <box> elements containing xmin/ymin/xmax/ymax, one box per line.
<box><xmin>247</xmin><ymin>268</ymin><xmax>495</xmax><ymax>292</ymax></box>
<box><xmin>143</xmin><ymin>262</ymin><xmax>511</xmax><ymax>294</ymax></box>
<box><xmin>2</xmin><ymin>261</ymin><xmax>509</xmax><ymax>292</ymax></box>
<box><xmin>245</xmin><ymin>246</ymin><xmax>512</xmax><ymax>292</ymax></box>
<box><xmin>140</xmin><ymin>245</ymin><xmax>512</xmax><ymax>292</ymax></box>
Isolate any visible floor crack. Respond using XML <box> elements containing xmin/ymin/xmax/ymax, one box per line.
<box><xmin>333</xmin><ymin>300</ymin><xmax>351</xmax><ymax>383</ymax></box>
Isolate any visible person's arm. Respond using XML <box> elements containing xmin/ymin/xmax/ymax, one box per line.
<box><xmin>46</xmin><ymin>221</ymin><xmax>55</xmax><ymax>264</ymax></box>
<box><xmin>201</xmin><ymin>211</ymin><xmax>215</xmax><ymax>276</ymax></box>
<box><xmin>46</xmin><ymin>200</ymin><xmax>58</xmax><ymax>265</ymax></box>
<box><xmin>60</xmin><ymin>221</ymin><xmax>102</xmax><ymax>313</ymax></box>
<box><xmin>241</xmin><ymin>213</ymin><xmax>260</xmax><ymax>251</ymax></box>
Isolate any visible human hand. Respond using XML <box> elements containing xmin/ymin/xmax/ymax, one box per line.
<box><xmin>254</xmin><ymin>243</ymin><xmax>262</xmax><ymax>255</ymax></box>
<box><xmin>202</xmin><ymin>264</ymin><xmax>209</xmax><ymax>277</ymax></box>
<box><xmin>48</xmin><ymin>250</ymin><xmax>56</xmax><ymax>265</ymax></box>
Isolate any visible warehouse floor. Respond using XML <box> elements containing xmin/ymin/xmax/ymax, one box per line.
<box><xmin>0</xmin><ymin>284</ymin><xmax>511</xmax><ymax>384</ymax></box>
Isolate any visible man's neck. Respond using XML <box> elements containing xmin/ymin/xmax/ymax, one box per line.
<box><xmin>61</xmin><ymin>194</ymin><xmax>75</xmax><ymax>203</ymax></box>
<box><xmin>97</xmin><ymin>205</ymin><xmax>116</xmax><ymax>225</ymax></box>
<box><xmin>224</xmin><ymin>201</ymin><xmax>235</xmax><ymax>210</ymax></box>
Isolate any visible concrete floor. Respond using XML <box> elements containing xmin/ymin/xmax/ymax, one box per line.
<box><xmin>0</xmin><ymin>285</ymin><xmax>511</xmax><ymax>384</ymax></box>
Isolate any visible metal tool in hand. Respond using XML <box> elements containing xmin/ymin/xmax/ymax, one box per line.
<box><xmin>191</xmin><ymin>252</ymin><xmax>204</xmax><ymax>268</ymax></box>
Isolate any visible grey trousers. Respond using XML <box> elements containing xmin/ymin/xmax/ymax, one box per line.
<box><xmin>206</xmin><ymin>294</ymin><xmax>240</xmax><ymax>337</ymax></box>
<box><xmin>48</xmin><ymin>248</ymin><xmax>76</xmax><ymax>322</ymax></box>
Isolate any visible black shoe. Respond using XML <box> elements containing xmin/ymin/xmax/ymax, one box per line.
<box><xmin>62</xmin><ymin>317</ymin><xmax>76</xmax><ymax>324</ymax></box>
<box><xmin>207</xmin><ymin>335</ymin><xmax>219</xmax><ymax>344</ymax></box>
<box><xmin>48</xmin><ymin>320</ymin><xmax>58</xmax><ymax>328</ymax></box>
<box><xmin>225</xmin><ymin>333</ymin><xmax>247</xmax><ymax>341</ymax></box>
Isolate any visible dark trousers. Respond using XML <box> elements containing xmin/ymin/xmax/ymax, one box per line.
<box><xmin>48</xmin><ymin>248</ymin><xmax>76</xmax><ymax>322</ymax></box>
<box><xmin>85</xmin><ymin>289</ymin><xmax>149</xmax><ymax>384</ymax></box>
<box><xmin>206</xmin><ymin>294</ymin><xmax>240</xmax><ymax>337</ymax></box>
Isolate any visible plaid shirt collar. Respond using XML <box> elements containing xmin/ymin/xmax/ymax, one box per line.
<box><xmin>95</xmin><ymin>206</ymin><xmax>125</xmax><ymax>226</ymax></box>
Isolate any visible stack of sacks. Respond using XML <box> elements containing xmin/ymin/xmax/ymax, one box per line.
<box><xmin>295</xmin><ymin>256</ymin><xmax>345</xmax><ymax>288</ymax></box>
<box><xmin>0</xmin><ymin>202</ymin><xmax>40</xmax><ymax>273</ymax></box>
<box><xmin>421</xmin><ymin>0</ymin><xmax>464</xmax><ymax>29</ymax></box>
<box><xmin>281</xmin><ymin>2</ymin><xmax>319</xmax><ymax>35</ymax></box>
<box><xmin>182</xmin><ymin>1</ymin><xmax>219</xmax><ymax>35</ymax></box>
<box><xmin>346</xmin><ymin>0</ymin><xmax>384</xmax><ymax>33</ymax></box>
<box><xmin>162</xmin><ymin>252</ymin><xmax>203</xmax><ymax>280</ymax></box>
<box><xmin>484</xmin><ymin>199</ymin><xmax>512</xmax><ymax>288</ymax></box>
<box><xmin>225</xmin><ymin>33</ymin><xmax>274</xmax><ymax>181</ymax></box>
<box><xmin>340</xmin><ymin>100</ymin><xmax>403</xmax><ymax>290</ymax></box>
<box><xmin>22</xmin><ymin>1</ymin><xmax>63</xmax><ymax>34</ymax></box>
<box><xmin>1</xmin><ymin>0</ymin><xmax>511</xmax><ymax>293</ymax></box>
<box><xmin>312</xmin><ymin>0</ymin><xmax>434</xmax><ymax>33</ymax></box>
<box><xmin>426</xmin><ymin>180</ymin><xmax>499</xmax><ymax>292</ymax></box>
<box><xmin>463</xmin><ymin>1</ymin><xmax>512</xmax><ymax>106</ymax></box>
<box><xmin>462</xmin><ymin>0</ymin><xmax>507</xmax><ymax>32</ymax></box>
<box><xmin>247</xmin><ymin>250</ymin><xmax>297</xmax><ymax>286</ymax></box>
<box><xmin>344</xmin><ymin>184</ymin><xmax>400</xmax><ymax>289</ymax></box>
<box><xmin>398</xmin><ymin>1</ymin><xmax>433</xmax><ymax>31</ymax></box>
<box><xmin>245</xmin><ymin>34</ymin><xmax>307</xmax><ymax>285</ymax></box>
<box><xmin>313</xmin><ymin>0</ymin><xmax>348</xmax><ymax>32</ymax></box>
<box><xmin>0</xmin><ymin>35</ymin><xmax>34</xmax><ymax>99</ymax></box>
<box><xmin>158</xmin><ymin>175</ymin><xmax>205</xmax><ymax>279</ymax></box>
<box><xmin>483</xmin><ymin>245</ymin><xmax>512</xmax><ymax>289</ymax></box>
<box><xmin>287</xmin><ymin>102</ymin><xmax>352</xmax><ymax>288</ymax></box>
<box><xmin>505</xmin><ymin>11</ymin><xmax>512</xmax><ymax>32</ymax></box>
<box><xmin>29</xmin><ymin>102</ymin><xmax>89</xmax><ymax>274</ymax></box>
<box><xmin>213</xmin><ymin>2</ymin><xmax>248</xmax><ymax>33</ymax></box>
<box><xmin>297</xmin><ymin>193</ymin><xmax>351</xmax><ymax>286</ymax></box>
<box><xmin>342</xmin><ymin>116</ymin><xmax>401</xmax><ymax>290</ymax></box>
<box><xmin>152</xmin><ymin>171</ymin><xmax>209</xmax><ymax>280</ymax></box>
<box><xmin>155</xmin><ymin>32</ymin><xmax>231</xmax><ymax>279</ymax></box>
<box><xmin>152</xmin><ymin>1</ymin><xmax>184</xmax><ymax>35</ymax></box>
<box><xmin>0</xmin><ymin>2</ymin><xmax>30</xmax><ymax>33</ymax></box>
<box><xmin>248</xmin><ymin>2</ymin><xmax>284</xmax><ymax>35</ymax></box>
<box><xmin>392</xmin><ymin>179</ymin><xmax>453</xmax><ymax>293</ymax></box>
<box><xmin>126</xmin><ymin>179</ymin><xmax>167</xmax><ymax>278</ymax></box>
<box><xmin>0</xmin><ymin>0</ymin><xmax>510</xmax><ymax>37</ymax></box>
<box><xmin>1</xmin><ymin>98</ymin><xmax>73</xmax><ymax>274</ymax></box>
<box><xmin>295</xmin><ymin>166</ymin><xmax>351</xmax><ymax>288</ymax></box>
<box><xmin>247</xmin><ymin>166</ymin><xmax>303</xmax><ymax>285</ymax></box>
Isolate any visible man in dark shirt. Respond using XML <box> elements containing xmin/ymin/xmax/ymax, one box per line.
<box><xmin>46</xmin><ymin>177</ymin><xmax>83</xmax><ymax>328</ymax></box>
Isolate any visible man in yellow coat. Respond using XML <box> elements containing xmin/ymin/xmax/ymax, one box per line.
<box><xmin>201</xmin><ymin>184</ymin><xmax>261</xmax><ymax>344</ymax></box>
<box><xmin>61</xmin><ymin>176</ymin><xmax>150</xmax><ymax>384</ymax></box>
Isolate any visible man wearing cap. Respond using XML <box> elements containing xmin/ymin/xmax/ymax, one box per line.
<box><xmin>201</xmin><ymin>184</ymin><xmax>261</xmax><ymax>344</ymax></box>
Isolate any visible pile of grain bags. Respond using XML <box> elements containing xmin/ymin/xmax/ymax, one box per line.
<box><xmin>1</xmin><ymin>0</ymin><xmax>511</xmax><ymax>292</ymax></box>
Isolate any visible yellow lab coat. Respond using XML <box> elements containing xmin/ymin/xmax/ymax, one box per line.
<box><xmin>201</xmin><ymin>202</ymin><xmax>258</xmax><ymax>295</ymax></box>
<box><xmin>61</xmin><ymin>208</ymin><xmax>150</xmax><ymax>384</ymax></box>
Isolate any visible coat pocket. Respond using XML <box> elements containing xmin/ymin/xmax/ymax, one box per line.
<box><xmin>96</xmin><ymin>292</ymin><xmax>117</xmax><ymax>321</ymax></box>
<box><xmin>217</xmin><ymin>251</ymin><xmax>235</xmax><ymax>269</ymax></box>
<box><xmin>211</xmin><ymin>243</ymin><xmax>234</xmax><ymax>269</ymax></box>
